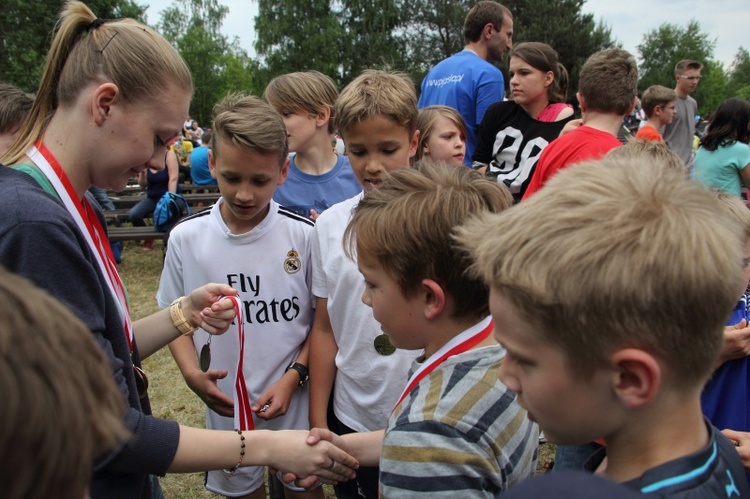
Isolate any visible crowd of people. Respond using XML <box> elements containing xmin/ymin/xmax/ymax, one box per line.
<box><xmin>1</xmin><ymin>1</ymin><xmax>750</xmax><ymax>499</ymax></box>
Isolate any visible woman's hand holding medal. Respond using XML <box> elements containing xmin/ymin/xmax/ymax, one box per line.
<box><xmin>183</xmin><ymin>283</ymin><xmax>239</xmax><ymax>335</ymax></box>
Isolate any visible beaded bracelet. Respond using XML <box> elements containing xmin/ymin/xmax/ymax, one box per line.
<box><xmin>224</xmin><ymin>429</ymin><xmax>246</xmax><ymax>477</ymax></box>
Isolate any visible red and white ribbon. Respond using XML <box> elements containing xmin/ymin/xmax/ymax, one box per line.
<box><xmin>392</xmin><ymin>316</ymin><xmax>494</xmax><ymax>415</ymax></box>
<box><xmin>221</xmin><ymin>295</ymin><xmax>254</xmax><ymax>430</ymax></box>
<box><xmin>27</xmin><ymin>143</ymin><xmax>133</xmax><ymax>351</ymax></box>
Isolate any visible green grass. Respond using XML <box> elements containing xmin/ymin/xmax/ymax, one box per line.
<box><xmin>118</xmin><ymin>240</ymin><xmax>554</xmax><ymax>497</ymax></box>
<box><xmin>119</xmin><ymin>240</ymin><xmax>214</xmax><ymax>498</ymax></box>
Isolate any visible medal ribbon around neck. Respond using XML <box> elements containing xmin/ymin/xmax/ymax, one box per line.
<box><xmin>391</xmin><ymin>316</ymin><xmax>494</xmax><ymax>415</ymax></box>
<box><xmin>222</xmin><ymin>295</ymin><xmax>254</xmax><ymax>430</ymax></box>
<box><xmin>28</xmin><ymin>142</ymin><xmax>134</xmax><ymax>351</ymax></box>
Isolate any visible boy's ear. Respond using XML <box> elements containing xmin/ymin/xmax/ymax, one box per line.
<box><xmin>277</xmin><ymin>155</ymin><xmax>290</xmax><ymax>186</ymax></box>
<box><xmin>315</xmin><ymin>105</ymin><xmax>332</xmax><ymax>129</ymax></box>
<box><xmin>420</xmin><ymin>278</ymin><xmax>446</xmax><ymax>320</ymax></box>
<box><xmin>208</xmin><ymin>149</ymin><xmax>217</xmax><ymax>178</ymax></box>
<box><xmin>409</xmin><ymin>129</ymin><xmax>421</xmax><ymax>160</ymax></box>
<box><xmin>610</xmin><ymin>348</ymin><xmax>661</xmax><ymax>409</ymax></box>
<box><xmin>576</xmin><ymin>91</ymin><xmax>586</xmax><ymax>113</ymax></box>
<box><xmin>92</xmin><ymin>82</ymin><xmax>120</xmax><ymax>126</ymax></box>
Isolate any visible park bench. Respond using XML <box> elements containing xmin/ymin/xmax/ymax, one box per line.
<box><xmin>109</xmin><ymin>191</ymin><xmax>221</xmax><ymax>209</ymax></box>
<box><xmin>109</xmin><ymin>183</ymin><xmax>219</xmax><ymax>195</ymax></box>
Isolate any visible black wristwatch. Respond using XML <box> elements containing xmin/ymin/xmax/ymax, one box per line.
<box><xmin>285</xmin><ymin>361</ymin><xmax>309</xmax><ymax>387</ymax></box>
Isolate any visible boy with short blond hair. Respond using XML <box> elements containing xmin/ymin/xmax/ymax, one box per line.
<box><xmin>315</xmin><ymin>162</ymin><xmax>537</xmax><ymax>497</ymax></box>
<box><xmin>308</xmin><ymin>69</ymin><xmax>420</xmax><ymax>498</ymax></box>
<box><xmin>158</xmin><ymin>94</ymin><xmax>321</xmax><ymax>499</ymax></box>
<box><xmin>636</xmin><ymin>85</ymin><xmax>677</xmax><ymax>142</ymax></box>
<box><xmin>0</xmin><ymin>267</ymin><xmax>127</xmax><ymax>499</ymax></box>
<box><xmin>458</xmin><ymin>157</ymin><xmax>749</xmax><ymax>496</ymax></box>
<box><xmin>522</xmin><ymin>49</ymin><xmax>638</xmax><ymax>199</ymax></box>
<box><xmin>606</xmin><ymin>137</ymin><xmax>684</xmax><ymax>171</ymax></box>
<box><xmin>264</xmin><ymin>71</ymin><xmax>360</xmax><ymax>219</ymax></box>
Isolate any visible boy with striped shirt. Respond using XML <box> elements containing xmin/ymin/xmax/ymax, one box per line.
<box><xmin>305</xmin><ymin>162</ymin><xmax>538</xmax><ymax>497</ymax></box>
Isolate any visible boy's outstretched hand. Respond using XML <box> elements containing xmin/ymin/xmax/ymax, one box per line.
<box><xmin>184</xmin><ymin>367</ymin><xmax>234</xmax><ymax>417</ymax></box>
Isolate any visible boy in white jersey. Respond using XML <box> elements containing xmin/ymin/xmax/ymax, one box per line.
<box><xmin>157</xmin><ymin>94</ymin><xmax>322</xmax><ymax>499</ymax></box>
<box><xmin>307</xmin><ymin>69</ymin><xmax>421</xmax><ymax>498</ymax></box>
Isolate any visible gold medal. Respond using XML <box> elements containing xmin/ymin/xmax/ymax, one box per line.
<box><xmin>374</xmin><ymin>333</ymin><xmax>396</xmax><ymax>355</ymax></box>
<box><xmin>200</xmin><ymin>334</ymin><xmax>212</xmax><ymax>372</ymax></box>
<box><xmin>133</xmin><ymin>365</ymin><xmax>149</xmax><ymax>399</ymax></box>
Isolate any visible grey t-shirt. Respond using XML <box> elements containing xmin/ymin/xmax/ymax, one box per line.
<box><xmin>663</xmin><ymin>94</ymin><xmax>698</xmax><ymax>166</ymax></box>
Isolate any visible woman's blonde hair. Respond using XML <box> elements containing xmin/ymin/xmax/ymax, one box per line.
<box><xmin>414</xmin><ymin>105</ymin><xmax>468</xmax><ymax>162</ymax></box>
<box><xmin>2</xmin><ymin>1</ymin><xmax>192</xmax><ymax>164</ymax></box>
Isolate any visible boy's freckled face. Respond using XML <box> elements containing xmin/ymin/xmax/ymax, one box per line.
<box><xmin>342</xmin><ymin>115</ymin><xmax>419</xmax><ymax>193</ymax></box>
<box><xmin>359</xmin><ymin>253</ymin><xmax>424</xmax><ymax>350</ymax></box>
<box><xmin>209</xmin><ymin>138</ymin><xmax>288</xmax><ymax>234</ymax></box>
<box><xmin>489</xmin><ymin>288</ymin><xmax>616</xmax><ymax>445</ymax></box>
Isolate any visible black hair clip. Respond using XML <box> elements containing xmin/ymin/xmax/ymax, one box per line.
<box><xmin>88</xmin><ymin>18</ymin><xmax>105</xmax><ymax>31</ymax></box>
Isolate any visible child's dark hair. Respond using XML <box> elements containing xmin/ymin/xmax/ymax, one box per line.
<box><xmin>699</xmin><ymin>98</ymin><xmax>750</xmax><ymax>152</ymax></box>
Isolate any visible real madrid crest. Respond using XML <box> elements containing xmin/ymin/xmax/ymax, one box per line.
<box><xmin>284</xmin><ymin>248</ymin><xmax>302</xmax><ymax>274</ymax></box>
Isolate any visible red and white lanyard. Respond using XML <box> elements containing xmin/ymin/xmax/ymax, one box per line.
<box><xmin>222</xmin><ymin>295</ymin><xmax>254</xmax><ymax>430</ymax></box>
<box><xmin>27</xmin><ymin>142</ymin><xmax>134</xmax><ymax>351</ymax></box>
<box><xmin>391</xmin><ymin>316</ymin><xmax>494</xmax><ymax>415</ymax></box>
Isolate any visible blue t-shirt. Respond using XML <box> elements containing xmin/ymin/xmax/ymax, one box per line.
<box><xmin>693</xmin><ymin>142</ymin><xmax>750</xmax><ymax>197</ymax></box>
<box><xmin>190</xmin><ymin>145</ymin><xmax>215</xmax><ymax>186</ymax></box>
<box><xmin>273</xmin><ymin>154</ymin><xmax>361</xmax><ymax>219</ymax></box>
<box><xmin>418</xmin><ymin>50</ymin><xmax>505</xmax><ymax>166</ymax></box>
<box><xmin>702</xmin><ymin>295</ymin><xmax>750</xmax><ymax>476</ymax></box>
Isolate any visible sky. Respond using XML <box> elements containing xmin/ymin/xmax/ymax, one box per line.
<box><xmin>143</xmin><ymin>0</ymin><xmax>748</xmax><ymax>68</ymax></box>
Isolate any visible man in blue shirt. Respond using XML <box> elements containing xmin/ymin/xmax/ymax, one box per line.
<box><xmin>418</xmin><ymin>1</ymin><xmax>513</xmax><ymax>166</ymax></box>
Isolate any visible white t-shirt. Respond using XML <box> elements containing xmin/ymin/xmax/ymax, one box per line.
<box><xmin>157</xmin><ymin>199</ymin><xmax>314</xmax><ymax>495</ymax></box>
<box><xmin>312</xmin><ymin>193</ymin><xmax>418</xmax><ymax>432</ymax></box>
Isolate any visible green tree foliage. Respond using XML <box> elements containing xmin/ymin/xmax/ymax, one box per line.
<box><xmin>728</xmin><ymin>47</ymin><xmax>750</xmax><ymax>100</ymax></box>
<box><xmin>698</xmin><ymin>60</ymin><xmax>729</xmax><ymax>115</ymax></box>
<box><xmin>400</xmin><ymin>0</ymin><xmax>471</xmax><ymax>73</ymax></box>
<box><xmin>337</xmin><ymin>0</ymin><xmax>407</xmax><ymax>82</ymax></box>
<box><xmin>253</xmin><ymin>0</ymin><xmax>614</xmax><ymax>98</ymax></box>
<box><xmin>2</xmin><ymin>0</ymin><xmax>145</xmax><ymax>92</ymax></box>
<box><xmin>254</xmin><ymin>0</ymin><xmax>343</xmax><ymax>88</ymax></box>
<box><xmin>158</xmin><ymin>0</ymin><xmax>258</xmax><ymax>124</ymax></box>
<box><xmin>636</xmin><ymin>20</ymin><xmax>719</xmax><ymax>113</ymax></box>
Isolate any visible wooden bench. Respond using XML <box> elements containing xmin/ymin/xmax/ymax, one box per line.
<box><xmin>109</xmin><ymin>183</ymin><xmax>219</xmax><ymax>195</ymax></box>
<box><xmin>109</xmin><ymin>192</ymin><xmax>221</xmax><ymax>209</ymax></box>
<box><xmin>106</xmin><ymin>206</ymin><xmax>212</xmax><ymax>242</ymax></box>
<box><xmin>107</xmin><ymin>226</ymin><xmax>164</xmax><ymax>242</ymax></box>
